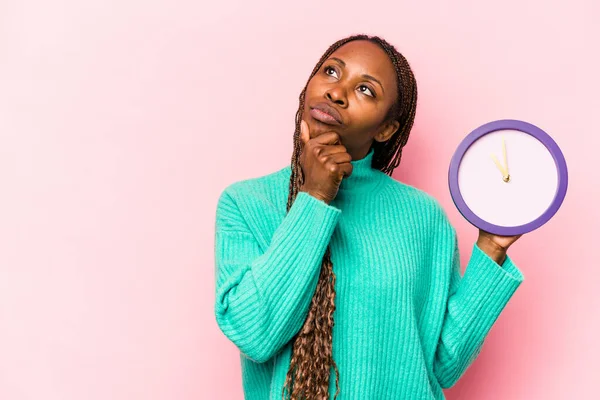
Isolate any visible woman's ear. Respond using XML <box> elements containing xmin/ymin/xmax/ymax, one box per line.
<box><xmin>373</xmin><ymin>119</ymin><xmax>400</xmax><ymax>143</ymax></box>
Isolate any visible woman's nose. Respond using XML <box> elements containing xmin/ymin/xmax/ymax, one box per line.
<box><xmin>325</xmin><ymin>86</ymin><xmax>347</xmax><ymax>106</ymax></box>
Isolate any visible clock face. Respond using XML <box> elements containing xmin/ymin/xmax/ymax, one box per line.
<box><xmin>449</xmin><ymin>120</ymin><xmax>568</xmax><ymax>236</ymax></box>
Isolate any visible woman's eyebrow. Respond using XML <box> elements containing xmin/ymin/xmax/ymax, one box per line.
<box><xmin>329</xmin><ymin>57</ymin><xmax>347</xmax><ymax>67</ymax></box>
<box><xmin>362</xmin><ymin>73</ymin><xmax>384</xmax><ymax>94</ymax></box>
<box><xmin>328</xmin><ymin>57</ymin><xmax>385</xmax><ymax>94</ymax></box>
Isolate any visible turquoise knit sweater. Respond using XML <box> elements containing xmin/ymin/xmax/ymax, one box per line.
<box><xmin>214</xmin><ymin>147</ymin><xmax>524</xmax><ymax>399</ymax></box>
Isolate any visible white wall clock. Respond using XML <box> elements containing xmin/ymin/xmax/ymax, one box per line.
<box><xmin>448</xmin><ymin>119</ymin><xmax>568</xmax><ymax>236</ymax></box>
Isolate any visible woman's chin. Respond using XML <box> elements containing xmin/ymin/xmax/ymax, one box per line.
<box><xmin>308</xmin><ymin>119</ymin><xmax>343</xmax><ymax>136</ymax></box>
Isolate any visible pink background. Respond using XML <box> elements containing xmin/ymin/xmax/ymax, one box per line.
<box><xmin>0</xmin><ymin>1</ymin><xmax>597</xmax><ymax>399</ymax></box>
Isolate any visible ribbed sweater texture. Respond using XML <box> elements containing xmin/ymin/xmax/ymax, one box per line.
<box><xmin>214</xmin><ymin>147</ymin><xmax>524</xmax><ymax>399</ymax></box>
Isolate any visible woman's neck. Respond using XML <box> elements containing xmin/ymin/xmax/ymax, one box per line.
<box><xmin>337</xmin><ymin>147</ymin><xmax>382</xmax><ymax>193</ymax></box>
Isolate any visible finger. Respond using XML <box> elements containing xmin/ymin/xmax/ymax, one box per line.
<box><xmin>326</xmin><ymin>151</ymin><xmax>353</xmax><ymax>164</ymax></box>
<box><xmin>312</xmin><ymin>131</ymin><xmax>341</xmax><ymax>145</ymax></box>
<box><xmin>337</xmin><ymin>162</ymin><xmax>353</xmax><ymax>178</ymax></box>
<box><xmin>300</xmin><ymin>120</ymin><xmax>310</xmax><ymax>144</ymax></box>
<box><xmin>320</xmin><ymin>144</ymin><xmax>350</xmax><ymax>157</ymax></box>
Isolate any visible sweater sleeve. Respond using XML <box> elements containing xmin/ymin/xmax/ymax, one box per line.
<box><xmin>431</xmin><ymin>204</ymin><xmax>524</xmax><ymax>389</ymax></box>
<box><xmin>213</xmin><ymin>189</ymin><xmax>342</xmax><ymax>363</ymax></box>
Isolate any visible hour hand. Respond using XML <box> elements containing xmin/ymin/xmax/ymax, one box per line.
<box><xmin>490</xmin><ymin>153</ymin><xmax>507</xmax><ymax>177</ymax></box>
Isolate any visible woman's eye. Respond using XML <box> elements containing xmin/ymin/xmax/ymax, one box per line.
<box><xmin>358</xmin><ymin>85</ymin><xmax>375</xmax><ymax>97</ymax></box>
<box><xmin>324</xmin><ymin>66</ymin><xmax>338</xmax><ymax>78</ymax></box>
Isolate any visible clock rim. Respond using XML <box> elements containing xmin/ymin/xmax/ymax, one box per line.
<box><xmin>448</xmin><ymin>119</ymin><xmax>568</xmax><ymax>236</ymax></box>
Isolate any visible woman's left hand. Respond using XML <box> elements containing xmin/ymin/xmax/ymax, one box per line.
<box><xmin>478</xmin><ymin>229</ymin><xmax>523</xmax><ymax>251</ymax></box>
<box><xmin>477</xmin><ymin>229</ymin><xmax>523</xmax><ymax>264</ymax></box>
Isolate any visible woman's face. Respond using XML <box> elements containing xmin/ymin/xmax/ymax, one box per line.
<box><xmin>303</xmin><ymin>40</ymin><xmax>400</xmax><ymax>159</ymax></box>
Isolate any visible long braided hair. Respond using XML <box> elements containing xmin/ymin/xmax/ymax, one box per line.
<box><xmin>281</xmin><ymin>34</ymin><xmax>418</xmax><ymax>400</ymax></box>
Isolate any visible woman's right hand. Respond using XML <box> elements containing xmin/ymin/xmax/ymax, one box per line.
<box><xmin>298</xmin><ymin>120</ymin><xmax>353</xmax><ymax>204</ymax></box>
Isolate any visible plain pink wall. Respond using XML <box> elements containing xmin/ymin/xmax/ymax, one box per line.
<box><xmin>0</xmin><ymin>0</ymin><xmax>597</xmax><ymax>399</ymax></box>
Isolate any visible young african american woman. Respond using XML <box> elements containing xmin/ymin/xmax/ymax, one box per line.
<box><xmin>214</xmin><ymin>34</ymin><xmax>524</xmax><ymax>400</ymax></box>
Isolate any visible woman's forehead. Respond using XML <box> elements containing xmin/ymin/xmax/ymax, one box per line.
<box><xmin>328</xmin><ymin>40</ymin><xmax>396</xmax><ymax>85</ymax></box>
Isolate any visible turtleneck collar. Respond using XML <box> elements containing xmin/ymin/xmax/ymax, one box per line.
<box><xmin>337</xmin><ymin>147</ymin><xmax>382</xmax><ymax>193</ymax></box>
<box><xmin>282</xmin><ymin>147</ymin><xmax>384</xmax><ymax>195</ymax></box>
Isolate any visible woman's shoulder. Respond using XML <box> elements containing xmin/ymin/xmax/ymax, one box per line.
<box><xmin>378</xmin><ymin>175</ymin><xmax>453</xmax><ymax>231</ymax></box>
<box><xmin>216</xmin><ymin>165</ymin><xmax>291</xmax><ymax>220</ymax></box>
<box><xmin>215</xmin><ymin>165</ymin><xmax>293</xmax><ymax>243</ymax></box>
<box><xmin>381</xmin><ymin>182</ymin><xmax>453</xmax><ymax>252</ymax></box>
<box><xmin>220</xmin><ymin>165</ymin><xmax>290</xmax><ymax>200</ymax></box>
<box><xmin>380</xmin><ymin>175</ymin><xmax>444</xmax><ymax>211</ymax></box>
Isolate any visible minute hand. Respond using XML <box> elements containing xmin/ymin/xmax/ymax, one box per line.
<box><xmin>502</xmin><ymin>136</ymin><xmax>509</xmax><ymax>175</ymax></box>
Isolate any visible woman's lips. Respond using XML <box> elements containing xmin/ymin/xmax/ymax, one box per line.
<box><xmin>309</xmin><ymin>108</ymin><xmax>342</xmax><ymax>125</ymax></box>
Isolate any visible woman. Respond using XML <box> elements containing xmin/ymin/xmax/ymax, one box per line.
<box><xmin>214</xmin><ymin>34</ymin><xmax>524</xmax><ymax>400</ymax></box>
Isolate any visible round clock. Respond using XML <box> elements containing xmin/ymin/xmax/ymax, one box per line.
<box><xmin>448</xmin><ymin>119</ymin><xmax>568</xmax><ymax>236</ymax></box>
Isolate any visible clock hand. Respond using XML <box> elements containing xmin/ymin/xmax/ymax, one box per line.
<box><xmin>490</xmin><ymin>153</ymin><xmax>508</xmax><ymax>177</ymax></box>
<box><xmin>502</xmin><ymin>136</ymin><xmax>509</xmax><ymax>175</ymax></box>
